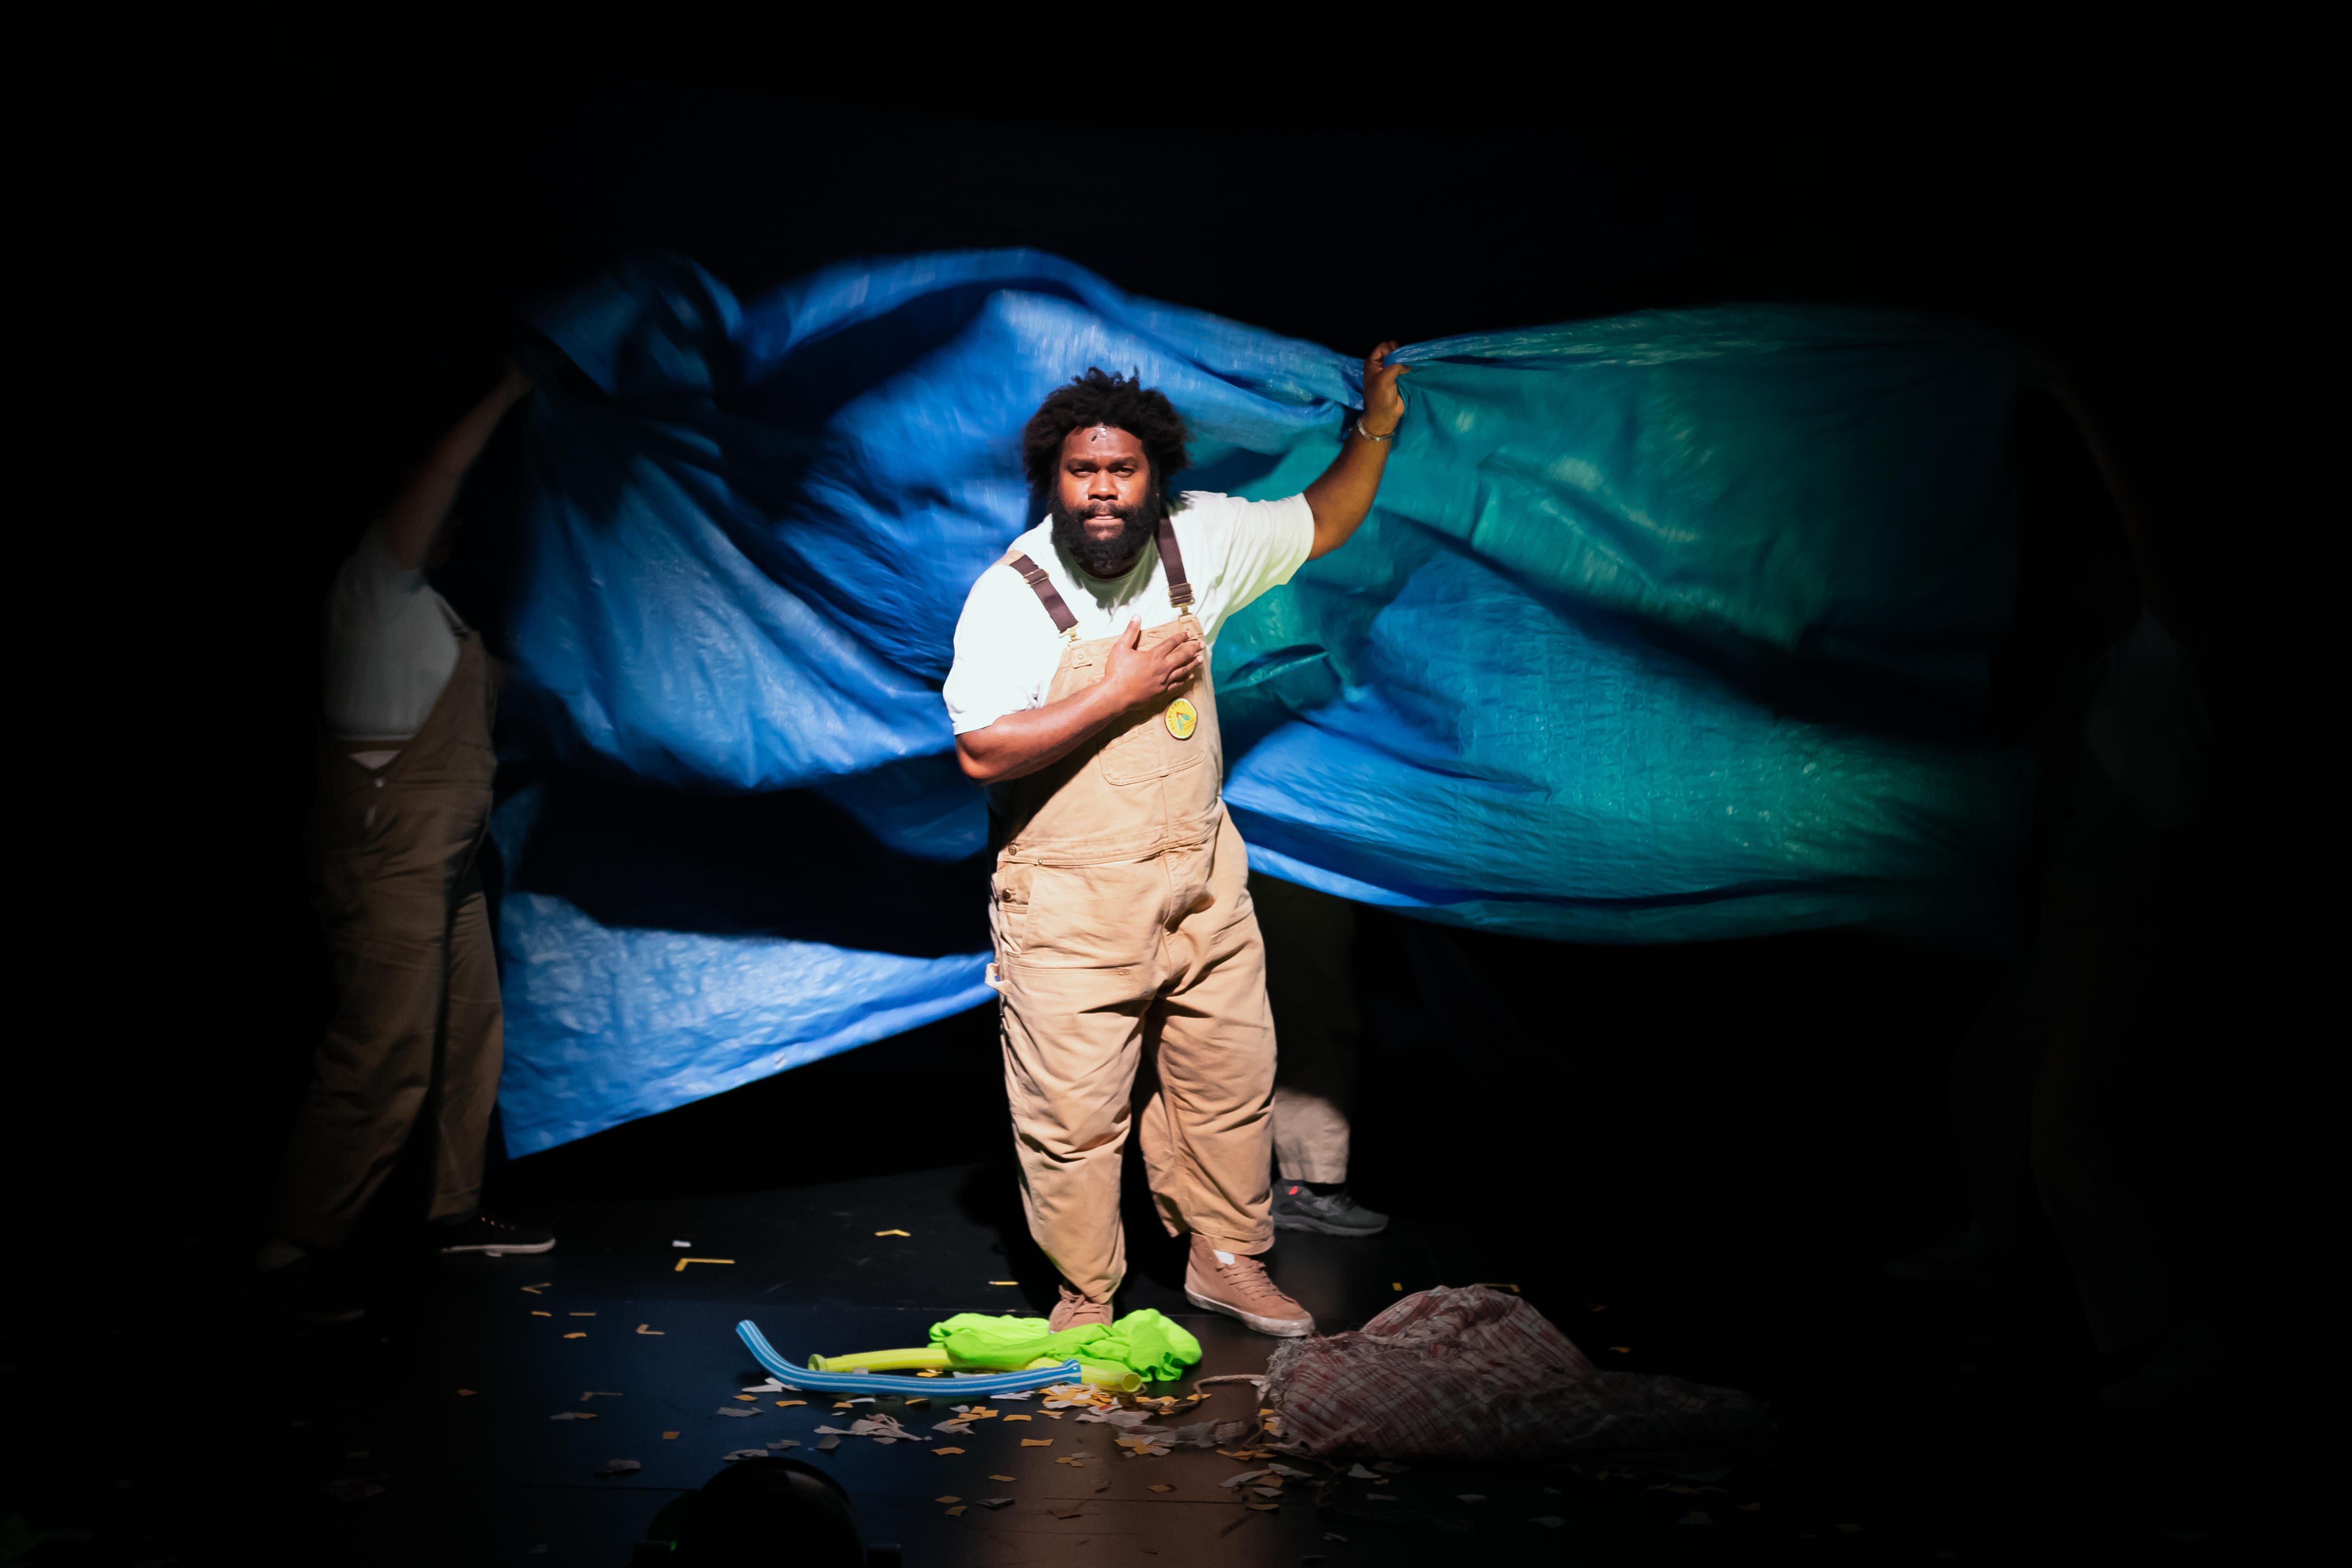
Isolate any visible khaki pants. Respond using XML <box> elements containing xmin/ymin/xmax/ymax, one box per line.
<box><xmin>995</xmin><ymin>812</ymin><xmax>1276</xmax><ymax>1301</ymax></box>
<box><xmin>1255</xmin><ymin>874</ymin><xmax>1361</xmax><ymax>1185</ymax></box>
<box><xmin>275</xmin><ymin>632</ymin><xmax>501</xmax><ymax>1250</ymax></box>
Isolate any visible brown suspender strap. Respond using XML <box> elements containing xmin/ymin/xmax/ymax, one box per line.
<box><xmin>1006</xmin><ymin>552</ymin><xmax>1079</xmax><ymax>635</ymax></box>
<box><xmin>1156</xmin><ymin>515</ymin><xmax>1195</xmax><ymax>610</ymax></box>
<box><xmin>1008</xmin><ymin>516</ymin><xmax>1189</xmax><ymax>634</ymax></box>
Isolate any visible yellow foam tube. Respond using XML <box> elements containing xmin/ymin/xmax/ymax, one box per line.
<box><xmin>807</xmin><ymin>1346</ymin><xmax>952</xmax><ymax>1373</ymax></box>
<box><xmin>1031</xmin><ymin>1356</ymin><xmax>1143</xmax><ymax>1393</ymax></box>
<box><xmin>805</xmin><ymin>1345</ymin><xmax>1139</xmax><ymax>1392</ymax></box>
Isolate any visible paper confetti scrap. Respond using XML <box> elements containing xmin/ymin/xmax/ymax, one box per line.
<box><xmin>674</xmin><ymin>1257</ymin><xmax>736</xmax><ymax>1272</ymax></box>
<box><xmin>1048</xmin><ymin>1503</ymin><xmax>1082</xmax><ymax>1519</ymax></box>
<box><xmin>635</xmin><ymin>1324</ymin><xmax>664</xmax><ymax>1335</ymax></box>
<box><xmin>976</xmin><ymin>1497</ymin><xmax>1013</xmax><ymax>1509</ymax></box>
<box><xmin>815</xmin><ymin>1436</ymin><xmax>841</xmax><ymax>1451</ymax></box>
<box><xmin>672</xmin><ymin>1240</ymin><xmax>690</xmax><ymax>1248</ymax></box>
<box><xmin>715</xmin><ymin>1408</ymin><xmax>757</xmax><ymax>1418</ymax></box>
<box><xmin>548</xmin><ymin>1412</ymin><xmax>598</xmax><ymax>1421</ymax></box>
<box><xmin>945</xmin><ymin>1504</ymin><xmax>967</xmax><ymax>1517</ymax></box>
<box><xmin>1021</xmin><ymin>1439</ymin><xmax>1054</xmax><ymax>1447</ymax></box>
<box><xmin>723</xmin><ymin>1449</ymin><xmax>774</xmax><ymax>1461</ymax></box>
<box><xmin>1149</xmin><ymin>1483</ymin><xmax>1174</xmax><ymax>1492</ymax></box>
<box><xmin>568</xmin><ymin>1312</ymin><xmax>596</xmax><ymax>1317</ymax></box>
<box><xmin>456</xmin><ymin>1389</ymin><xmax>476</xmax><ymax>1397</ymax></box>
<box><xmin>1391</xmin><ymin>1281</ymin><xmax>1403</xmax><ymax>1290</ymax></box>
<box><xmin>1246</xmin><ymin>1502</ymin><xmax>1279</xmax><ymax>1511</ymax></box>
<box><xmin>562</xmin><ymin>1332</ymin><xmax>587</xmax><ymax>1340</ymax></box>
<box><xmin>989</xmin><ymin>1280</ymin><xmax>1018</xmax><ymax>1286</ymax></box>
<box><xmin>935</xmin><ymin>1447</ymin><xmax>967</xmax><ymax>1456</ymax></box>
<box><xmin>776</xmin><ymin>1400</ymin><xmax>805</xmax><ymax>1408</ymax></box>
<box><xmin>874</xmin><ymin>1228</ymin><xmax>911</xmax><ymax>1237</ymax></box>
<box><xmin>735</xmin><ymin>1395</ymin><xmax>760</xmax><ymax>1403</ymax></box>
<box><xmin>1002</xmin><ymin>1414</ymin><xmax>1032</xmax><ymax>1423</ymax></box>
<box><xmin>662</xmin><ymin>1432</ymin><xmax>679</xmax><ymax>1440</ymax></box>
<box><xmin>531</xmin><ymin>1311</ymin><xmax>552</xmax><ymax>1318</ymax></box>
<box><xmin>520</xmin><ymin>1283</ymin><xmax>550</xmax><ymax>1294</ymax></box>
<box><xmin>595</xmin><ymin>1459</ymin><xmax>642</xmax><ymax>1477</ymax></box>
<box><xmin>988</xmin><ymin>1474</ymin><xmax>1015</xmax><ymax>1481</ymax></box>
<box><xmin>1346</xmin><ymin>1464</ymin><xmax>1379</xmax><ymax>1480</ymax></box>
<box><xmin>767</xmin><ymin>1440</ymin><xmax>801</xmax><ymax>1450</ymax></box>
<box><xmin>1223</xmin><ymin>1471</ymin><xmax>1270</xmax><ymax>1488</ymax></box>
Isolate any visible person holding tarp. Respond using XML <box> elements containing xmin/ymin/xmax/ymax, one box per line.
<box><xmin>947</xmin><ymin>349</ymin><xmax>1408</xmax><ymax>1337</ymax></box>
<box><xmin>247</xmin><ymin>359</ymin><xmax>556</xmax><ymax>1323</ymax></box>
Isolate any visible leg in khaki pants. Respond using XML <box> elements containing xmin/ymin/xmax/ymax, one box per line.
<box><xmin>276</xmin><ymin>846</ymin><xmax>502</xmax><ymax>1252</ymax></box>
<box><xmin>1254</xmin><ymin>874</ymin><xmax>1361</xmax><ymax>1185</ymax></box>
<box><xmin>996</xmin><ymin>819</ymin><xmax>1274</xmax><ymax>1302</ymax></box>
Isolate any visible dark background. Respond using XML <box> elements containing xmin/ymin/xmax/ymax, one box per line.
<box><xmin>8</xmin><ymin>6</ymin><xmax>2342</xmax><ymax>1558</ymax></box>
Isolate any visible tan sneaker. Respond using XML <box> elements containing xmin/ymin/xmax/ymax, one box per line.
<box><xmin>1049</xmin><ymin>1284</ymin><xmax>1115</xmax><ymax>1332</ymax></box>
<box><xmin>1184</xmin><ymin>1235</ymin><xmax>1315</xmax><ymax>1337</ymax></box>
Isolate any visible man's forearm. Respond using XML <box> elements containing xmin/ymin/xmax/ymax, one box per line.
<box><xmin>1303</xmin><ymin>427</ymin><xmax>1396</xmax><ymax>559</ymax></box>
<box><xmin>956</xmin><ymin>683</ymin><xmax>1129</xmax><ymax>784</ymax></box>
<box><xmin>380</xmin><ymin>371</ymin><xmax>532</xmax><ymax>569</ymax></box>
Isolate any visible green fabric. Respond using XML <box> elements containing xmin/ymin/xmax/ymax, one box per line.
<box><xmin>928</xmin><ymin>1308</ymin><xmax>1203</xmax><ymax>1382</ymax></box>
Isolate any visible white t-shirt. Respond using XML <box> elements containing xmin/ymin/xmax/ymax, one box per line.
<box><xmin>322</xmin><ymin>523</ymin><xmax>463</xmax><ymax>742</ymax></box>
<box><xmin>943</xmin><ymin>491</ymin><xmax>1314</xmax><ymax>735</ymax></box>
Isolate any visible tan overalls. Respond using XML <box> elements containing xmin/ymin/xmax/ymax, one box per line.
<box><xmin>991</xmin><ymin>519</ymin><xmax>1277</xmax><ymax>1303</ymax></box>
<box><xmin>275</xmin><ymin>624</ymin><xmax>504</xmax><ymax>1249</ymax></box>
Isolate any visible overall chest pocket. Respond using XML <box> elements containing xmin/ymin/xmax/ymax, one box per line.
<box><xmin>1098</xmin><ymin>697</ymin><xmax>1207</xmax><ymax>786</ymax></box>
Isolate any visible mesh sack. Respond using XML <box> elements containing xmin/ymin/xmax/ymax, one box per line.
<box><xmin>1263</xmin><ymin>1285</ymin><xmax>1768</xmax><ymax>1460</ymax></box>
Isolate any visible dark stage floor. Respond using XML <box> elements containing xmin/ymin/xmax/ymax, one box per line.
<box><xmin>5</xmin><ymin>922</ymin><xmax>2334</xmax><ymax>1565</ymax></box>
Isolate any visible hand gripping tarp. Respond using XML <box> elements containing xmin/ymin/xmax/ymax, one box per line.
<box><xmin>491</xmin><ymin>250</ymin><xmax>2032</xmax><ymax>1154</ymax></box>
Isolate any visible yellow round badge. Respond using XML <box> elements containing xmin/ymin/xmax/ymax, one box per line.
<box><xmin>1163</xmin><ymin>697</ymin><xmax>1199</xmax><ymax>740</ymax></box>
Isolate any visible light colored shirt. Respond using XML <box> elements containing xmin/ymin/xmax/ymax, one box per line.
<box><xmin>322</xmin><ymin>523</ymin><xmax>462</xmax><ymax>742</ymax></box>
<box><xmin>942</xmin><ymin>491</ymin><xmax>1315</xmax><ymax>735</ymax></box>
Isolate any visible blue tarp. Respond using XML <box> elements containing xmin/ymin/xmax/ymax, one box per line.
<box><xmin>491</xmin><ymin>250</ymin><xmax>2032</xmax><ymax>1154</ymax></box>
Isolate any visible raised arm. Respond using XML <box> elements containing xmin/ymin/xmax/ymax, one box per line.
<box><xmin>377</xmin><ymin>358</ymin><xmax>535</xmax><ymax>570</ymax></box>
<box><xmin>1302</xmin><ymin>342</ymin><xmax>1411</xmax><ymax>560</ymax></box>
<box><xmin>955</xmin><ymin>618</ymin><xmax>1204</xmax><ymax>784</ymax></box>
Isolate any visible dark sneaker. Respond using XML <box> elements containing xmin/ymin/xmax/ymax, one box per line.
<box><xmin>1270</xmin><ymin>1180</ymin><xmax>1390</xmax><ymax>1237</ymax></box>
<box><xmin>1184</xmin><ymin>1236</ymin><xmax>1314</xmax><ymax>1337</ymax></box>
<box><xmin>242</xmin><ymin>1257</ymin><xmax>366</xmax><ymax>1324</ymax></box>
<box><xmin>435</xmin><ymin>1212</ymin><xmax>556</xmax><ymax>1255</ymax></box>
<box><xmin>1048</xmin><ymin>1284</ymin><xmax>1114</xmax><ymax>1331</ymax></box>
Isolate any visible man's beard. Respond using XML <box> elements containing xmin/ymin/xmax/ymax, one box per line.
<box><xmin>1049</xmin><ymin>494</ymin><xmax>1158</xmax><ymax>579</ymax></box>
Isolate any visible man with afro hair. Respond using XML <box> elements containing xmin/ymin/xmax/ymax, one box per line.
<box><xmin>945</xmin><ymin>347</ymin><xmax>1408</xmax><ymax>1335</ymax></box>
